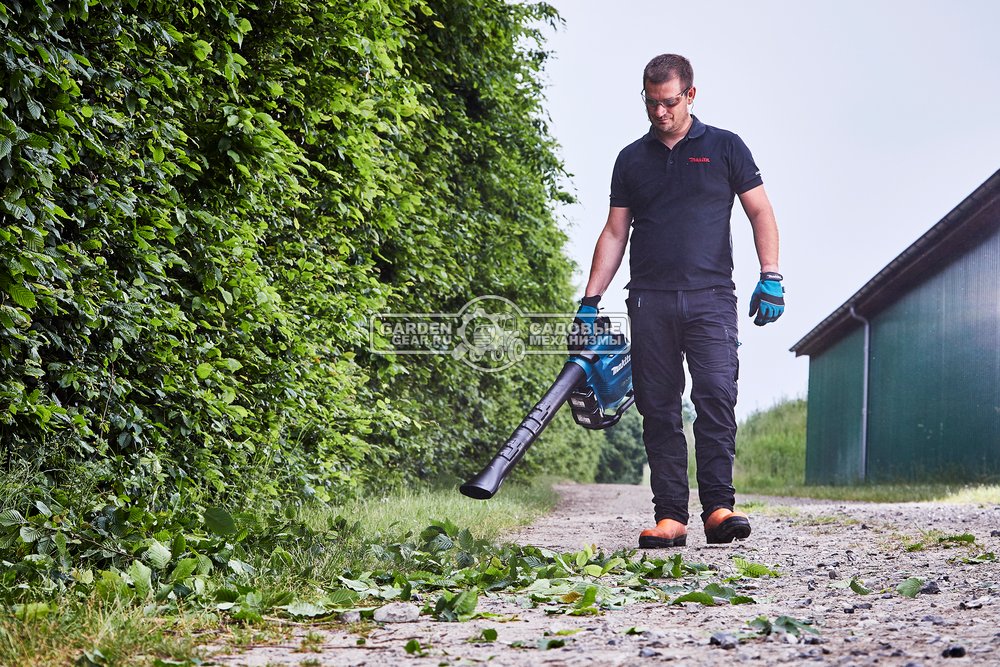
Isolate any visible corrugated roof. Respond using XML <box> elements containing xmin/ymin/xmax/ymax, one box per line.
<box><xmin>791</xmin><ymin>169</ymin><xmax>1000</xmax><ymax>357</ymax></box>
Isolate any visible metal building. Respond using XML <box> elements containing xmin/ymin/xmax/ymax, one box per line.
<box><xmin>791</xmin><ymin>170</ymin><xmax>1000</xmax><ymax>485</ymax></box>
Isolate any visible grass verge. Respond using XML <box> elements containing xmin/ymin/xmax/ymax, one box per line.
<box><xmin>328</xmin><ymin>475</ymin><xmax>558</xmax><ymax>544</ymax></box>
<box><xmin>730</xmin><ymin>397</ymin><xmax>999</xmax><ymax>504</ymax></box>
<box><xmin>749</xmin><ymin>483</ymin><xmax>1000</xmax><ymax>504</ymax></box>
<box><xmin>291</xmin><ymin>475</ymin><xmax>560</xmax><ymax>576</ymax></box>
<box><xmin>0</xmin><ymin>476</ymin><xmax>558</xmax><ymax>667</ymax></box>
<box><xmin>0</xmin><ymin>602</ymin><xmax>211</xmax><ymax>667</ymax></box>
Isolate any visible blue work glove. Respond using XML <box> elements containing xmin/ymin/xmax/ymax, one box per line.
<box><xmin>568</xmin><ymin>295</ymin><xmax>601</xmax><ymax>352</ymax></box>
<box><xmin>748</xmin><ymin>272</ymin><xmax>785</xmax><ymax>326</ymax></box>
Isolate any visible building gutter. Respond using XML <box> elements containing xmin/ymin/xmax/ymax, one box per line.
<box><xmin>848</xmin><ymin>306</ymin><xmax>870</xmax><ymax>481</ymax></box>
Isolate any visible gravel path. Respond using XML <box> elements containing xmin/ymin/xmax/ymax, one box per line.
<box><xmin>210</xmin><ymin>482</ymin><xmax>1000</xmax><ymax>666</ymax></box>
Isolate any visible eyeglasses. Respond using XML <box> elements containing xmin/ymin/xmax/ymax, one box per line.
<box><xmin>641</xmin><ymin>88</ymin><xmax>690</xmax><ymax>110</ymax></box>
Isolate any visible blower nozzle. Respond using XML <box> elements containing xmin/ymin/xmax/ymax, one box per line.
<box><xmin>459</xmin><ymin>362</ymin><xmax>586</xmax><ymax>500</ymax></box>
<box><xmin>459</xmin><ymin>314</ymin><xmax>634</xmax><ymax>500</ymax></box>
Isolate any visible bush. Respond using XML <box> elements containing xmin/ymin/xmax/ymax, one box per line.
<box><xmin>0</xmin><ymin>0</ymin><xmax>598</xmax><ymax>596</ymax></box>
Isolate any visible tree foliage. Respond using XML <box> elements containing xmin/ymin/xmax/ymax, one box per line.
<box><xmin>0</xmin><ymin>0</ymin><xmax>598</xmax><ymax>598</ymax></box>
<box><xmin>596</xmin><ymin>409</ymin><xmax>645</xmax><ymax>485</ymax></box>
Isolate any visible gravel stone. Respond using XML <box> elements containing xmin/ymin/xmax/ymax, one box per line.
<box><xmin>372</xmin><ymin>602</ymin><xmax>421</xmax><ymax>623</ymax></box>
<box><xmin>709</xmin><ymin>632</ymin><xmax>740</xmax><ymax>649</ymax></box>
<box><xmin>942</xmin><ymin>644</ymin><xmax>967</xmax><ymax>657</ymax></box>
<box><xmin>338</xmin><ymin>610</ymin><xmax>361</xmax><ymax>623</ymax></box>
<box><xmin>920</xmin><ymin>580</ymin><xmax>942</xmax><ymax>594</ymax></box>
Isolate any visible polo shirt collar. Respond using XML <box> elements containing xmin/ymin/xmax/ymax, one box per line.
<box><xmin>688</xmin><ymin>115</ymin><xmax>706</xmax><ymax>138</ymax></box>
<box><xmin>642</xmin><ymin>115</ymin><xmax>706</xmax><ymax>144</ymax></box>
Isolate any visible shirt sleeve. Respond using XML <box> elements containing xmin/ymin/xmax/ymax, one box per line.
<box><xmin>728</xmin><ymin>134</ymin><xmax>763</xmax><ymax>194</ymax></box>
<box><xmin>609</xmin><ymin>150</ymin><xmax>631</xmax><ymax>208</ymax></box>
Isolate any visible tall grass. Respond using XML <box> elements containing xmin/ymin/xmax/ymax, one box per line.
<box><xmin>734</xmin><ymin>397</ymin><xmax>808</xmax><ymax>493</ymax></box>
<box><xmin>327</xmin><ymin>476</ymin><xmax>559</xmax><ymax>543</ymax></box>
<box><xmin>286</xmin><ymin>476</ymin><xmax>559</xmax><ymax>578</ymax></box>
<box><xmin>0</xmin><ymin>602</ymin><xmax>207</xmax><ymax>667</ymax></box>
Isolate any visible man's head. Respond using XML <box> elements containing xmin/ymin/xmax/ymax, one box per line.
<box><xmin>642</xmin><ymin>54</ymin><xmax>696</xmax><ymax>142</ymax></box>
<box><xmin>643</xmin><ymin>53</ymin><xmax>693</xmax><ymax>91</ymax></box>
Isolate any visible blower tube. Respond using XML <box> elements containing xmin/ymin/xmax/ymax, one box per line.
<box><xmin>459</xmin><ymin>361</ymin><xmax>586</xmax><ymax>500</ymax></box>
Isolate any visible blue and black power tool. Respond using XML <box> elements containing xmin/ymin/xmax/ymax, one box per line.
<box><xmin>459</xmin><ymin>311</ymin><xmax>634</xmax><ymax>499</ymax></box>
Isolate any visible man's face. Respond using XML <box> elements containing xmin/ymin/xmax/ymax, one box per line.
<box><xmin>643</xmin><ymin>78</ymin><xmax>695</xmax><ymax>139</ymax></box>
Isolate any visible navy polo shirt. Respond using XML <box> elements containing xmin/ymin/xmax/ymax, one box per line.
<box><xmin>610</xmin><ymin>116</ymin><xmax>763</xmax><ymax>291</ymax></box>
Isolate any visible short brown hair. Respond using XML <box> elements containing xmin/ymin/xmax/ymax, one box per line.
<box><xmin>643</xmin><ymin>54</ymin><xmax>694</xmax><ymax>91</ymax></box>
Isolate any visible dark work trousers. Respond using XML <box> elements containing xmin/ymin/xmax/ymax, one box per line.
<box><xmin>626</xmin><ymin>287</ymin><xmax>740</xmax><ymax>525</ymax></box>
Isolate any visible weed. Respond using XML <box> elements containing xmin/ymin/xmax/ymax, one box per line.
<box><xmin>738</xmin><ymin>500</ymin><xmax>770</xmax><ymax>513</ymax></box>
<box><xmin>731</xmin><ymin>557</ymin><xmax>780</xmax><ymax>579</ymax></box>
<box><xmin>848</xmin><ymin>578</ymin><xmax>872</xmax><ymax>595</ymax></box>
<box><xmin>404</xmin><ymin>638</ymin><xmax>429</xmax><ymax>656</ymax></box>
<box><xmin>961</xmin><ymin>552</ymin><xmax>996</xmax><ymax>564</ymax></box>
<box><xmin>897</xmin><ymin>577</ymin><xmax>924</xmax><ymax>598</ymax></box>
<box><xmin>467</xmin><ymin>628</ymin><xmax>498</xmax><ymax>643</ymax></box>
<box><xmin>296</xmin><ymin>631</ymin><xmax>325</xmax><ymax>653</ymax></box>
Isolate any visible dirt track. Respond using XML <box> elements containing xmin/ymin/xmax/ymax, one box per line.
<box><xmin>210</xmin><ymin>483</ymin><xmax>1000</xmax><ymax>666</ymax></box>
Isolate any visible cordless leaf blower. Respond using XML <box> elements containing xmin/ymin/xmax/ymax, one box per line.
<box><xmin>459</xmin><ymin>314</ymin><xmax>635</xmax><ymax>500</ymax></box>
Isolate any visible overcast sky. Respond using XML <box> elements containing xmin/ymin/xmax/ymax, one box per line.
<box><xmin>538</xmin><ymin>0</ymin><xmax>1000</xmax><ymax>420</ymax></box>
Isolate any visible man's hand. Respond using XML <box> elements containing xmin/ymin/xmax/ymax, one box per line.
<box><xmin>568</xmin><ymin>295</ymin><xmax>601</xmax><ymax>352</ymax></box>
<box><xmin>748</xmin><ymin>272</ymin><xmax>784</xmax><ymax>326</ymax></box>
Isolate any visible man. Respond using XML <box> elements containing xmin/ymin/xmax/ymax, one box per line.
<box><xmin>579</xmin><ymin>54</ymin><xmax>783</xmax><ymax>547</ymax></box>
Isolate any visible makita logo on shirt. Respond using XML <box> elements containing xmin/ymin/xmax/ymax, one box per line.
<box><xmin>688</xmin><ymin>156</ymin><xmax>711</xmax><ymax>163</ymax></box>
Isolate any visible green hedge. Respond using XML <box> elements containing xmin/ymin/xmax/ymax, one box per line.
<box><xmin>0</xmin><ymin>0</ymin><xmax>599</xmax><ymax>592</ymax></box>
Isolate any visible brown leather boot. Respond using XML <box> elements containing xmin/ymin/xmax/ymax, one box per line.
<box><xmin>704</xmin><ymin>508</ymin><xmax>751</xmax><ymax>544</ymax></box>
<box><xmin>638</xmin><ymin>518</ymin><xmax>687</xmax><ymax>548</ymax></box>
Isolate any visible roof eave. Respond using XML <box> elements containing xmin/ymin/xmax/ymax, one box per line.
<box><xmin>791</xmin><ymin>169</ymin><xmax>1000</xmax><ymax>358</ymax></box>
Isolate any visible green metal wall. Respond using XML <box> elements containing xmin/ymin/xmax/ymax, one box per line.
<box><xmin>805</xmin><ymin>326</ymin><xmax>865</xmax><ymax>484</ymax></box>
<box><xmin>866</xmin><ymin>226</ymin><xmax>1000</xmax><ymax>482</ymax></box>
